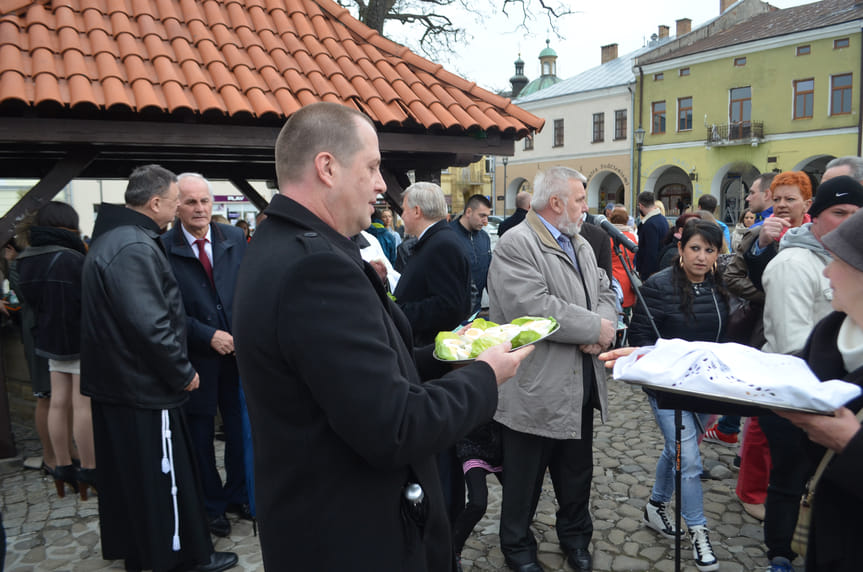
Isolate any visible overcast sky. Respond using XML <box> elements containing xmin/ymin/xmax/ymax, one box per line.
<box><xmin>386</xmin><ymin>0</ymin><xmax>814</xmax><ymax>93</ymax></box>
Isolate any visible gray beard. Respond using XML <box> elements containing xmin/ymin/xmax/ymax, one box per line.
<box><xmin>558</xmin><ymin>212</ymin><xmax>582</xmax><ymax>236</ymax></box>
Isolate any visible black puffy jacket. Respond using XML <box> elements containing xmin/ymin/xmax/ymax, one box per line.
<box><xmin>629</xmin><ymin>266</ymin><xmax>728</xmax><ymax>346</ymax></box>
<box><xmin>80</xmin><ymin>204</ymin><xmax>196</xmax><ymax>409</ymax></box>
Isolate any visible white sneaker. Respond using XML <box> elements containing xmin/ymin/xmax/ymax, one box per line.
<box><xmin>643</xmin><ymin>499</ymin><xmax>679</xmax><ymax>538</ymax></box>
<box><xmin>689</xmin><ymin>525</ymin><xmax>719</xmax><ymax>571</ymax></box>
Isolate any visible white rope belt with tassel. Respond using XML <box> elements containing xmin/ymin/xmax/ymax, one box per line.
<box><xmin>160</xmin><ymin>409</ymin><xmax>181</xmax><ymax>552</ymax></box>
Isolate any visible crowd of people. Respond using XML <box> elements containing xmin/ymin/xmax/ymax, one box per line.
<box><xmin>2</xmin><ymin>101</ymin><xmax>862</xmax><ymax>572</ymax></box>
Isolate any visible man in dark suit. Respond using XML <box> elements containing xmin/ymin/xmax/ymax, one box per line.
<box><xmin>394</xmin><ymin>182</ymin><xmax>472</xmax><ymax>346</ymax></box>
<box><xmin>498</xmin><ymin>191</ymin><xmax>531</xmax><ymax>237</ymax></box>
<box><xmin>635</xmin><ymin>191</ymin><xmax>669</xmax><ymax>279</ymax></box>
<box><xmin>233</xmin><ymin>102</ymin><xmax>531</xmax><ymax>570</ymax></box>
<box><xmin>162</xmin><ymin>173</ymin><xmax>249</xmax><ymax>538</ymax></box>
<box><xmin>579</xmin><ymin>221</ymin><xmax>613</xmax><ymax>285</ymax></box>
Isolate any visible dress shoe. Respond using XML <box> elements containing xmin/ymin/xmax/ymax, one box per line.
<box><xmin>208</xmin><ymin>514</ymin><xmax>231</xmax><ymax>537</ymax></box>
<box><xmin>225</xmin><ymin>502</ymin><xmax>253</xmax><ymax>521</ymax></box>
<box><xmin>507</xmin><ymin>561</ymin><xmax>543</xmax><ymax>572</ymax></box>
<box><xmin>195</xmin><ymin>552</ymin><xmax>238</xmax><ymax>572</ymax></box>
<box><xmin>567</xmin><ymin>548</ymin><xmax>592</xmax><ymax>572</ymax></box>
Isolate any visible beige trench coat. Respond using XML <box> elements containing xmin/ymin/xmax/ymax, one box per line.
<box><xmin>488</xmin><ymin>210</ymin><xmax>617</xmax><ymax>439</ymax></box>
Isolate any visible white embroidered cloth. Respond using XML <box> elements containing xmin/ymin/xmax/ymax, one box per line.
<box><xmin>613</xmin><ymin>339</ymin><xmax>861</xmax><ymax>413</ymax></box>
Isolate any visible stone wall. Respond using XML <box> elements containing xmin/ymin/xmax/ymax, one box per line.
<box><xmin>2</xmin><ymin>323</ymin><xmax>36</xmax><ymax>425</ymax></box>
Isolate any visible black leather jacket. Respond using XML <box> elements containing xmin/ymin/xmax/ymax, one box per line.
<box><xmin>80</xmin><ymin>204</ymin><xmax>195</xmax><ymax>409</ymax></box>
<box><xmin>16</xmin><ymin>227</ymin><xmax>87</xmax><ymax>360</ymax></box>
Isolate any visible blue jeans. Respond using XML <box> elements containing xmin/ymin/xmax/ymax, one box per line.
<box><xmin>716</xmin><ymin>415</ymin><xmax>741</xmax><ymax>435</ymax></box>
<box><xmin>647</xmin><ymin>394</ymin><xmax>711</xmax><ymax>528</ymax></box>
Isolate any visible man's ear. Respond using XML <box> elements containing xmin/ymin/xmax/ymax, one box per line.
<box><xmin>147</xmin><ymin>194</ymin><xmax>161</xmax><ymax>214</ymax></box>
<box><xmin>313</xmin><ymin>151</ymin><xmax>337</xmax><ymax>187</ymax></box>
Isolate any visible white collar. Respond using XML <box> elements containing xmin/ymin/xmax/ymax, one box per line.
<box><xmin>641</xmin><ymin>208</ymin><xmax>661</xmax><ymax>222</ymax></box>
<box><xmin>838</xmin><ymin>315</ymin><xmax>863</xmax><ymax>373</ymax></box>
<box><xmin>180</xmin><ymin>224</ymin><xmax>211</xmax><ymax>247</ymax></box>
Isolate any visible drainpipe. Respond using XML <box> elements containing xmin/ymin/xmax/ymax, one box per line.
<box><xmin>636</xmin><ymin>65</ymin><xmax>645</xmax><ymax>204</ymax></box>
<box><xmin>628</xmin><ymin>85</ymin><xmax>635</xmax><ymax>211</ymax></box>
<box><xmin>858</xmin><ymin>27</ymin><xmax>862</xmax><ymax>156</ymax></box>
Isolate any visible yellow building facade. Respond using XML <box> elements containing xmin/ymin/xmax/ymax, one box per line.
<box><xmin>440</xmin><ymin>158</ymin><xmax>493</xmax><ymax>215</ymax></box>
<box><xmin>635</xmin><ymin>3</ymin><xmax>862</xmax><ymax>223</ymax></box>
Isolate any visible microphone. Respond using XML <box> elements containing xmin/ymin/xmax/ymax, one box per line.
<box><xmin>599</xmin><ymin>219</ymin><xmax>639</xmax><ymax>253</ymax></box>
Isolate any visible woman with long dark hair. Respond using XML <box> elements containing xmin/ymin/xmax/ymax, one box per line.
<box><xmin>629</xmin><ymin>220</ymin><xmax>729</xmax><ymax>572</ymax></box>
<box><xmin>657</xmin><ymin>213</ymin><xmax>701</xmax><ymax>271</ymax></box>
<box><xmin>16</xmin><ymin>202</ymin><xmax>95</xmax><ymax>498</ymax></box>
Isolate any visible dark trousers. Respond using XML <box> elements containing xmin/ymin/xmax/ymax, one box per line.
<box><xmin>499</xmin><ymin>410</ymin><xmax>595</xmax><ymax>565</ymax></box>
<box><xmin>452</xmin><ymin>467</ymin><xmax>502</xmax><ymax>553</ymax></box>
<box><xmin>437</xmin><ymin>447</ymin><xmax>465</xmax><ymax>526</ymax></box>
<box><xmin>187</xmin><ymin>367</ymin><xmax>247</xmax><ymax>517</ymax></box>
<box><xmin>760</xmin><ymin>413</ymin><xmax>816</xmax><ymax>561</ymax></box>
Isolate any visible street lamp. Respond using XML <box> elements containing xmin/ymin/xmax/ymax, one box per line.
<box><xmin>634</xmin><ymin>127</ymin><xmax>646</xmax><ymax>206</ymax></box>
<box><xmin>501</xmin><ymin>156</ymin><xmax>509</xmax><ymax>215</ymax></box>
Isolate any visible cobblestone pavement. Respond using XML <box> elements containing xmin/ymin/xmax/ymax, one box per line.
<box><xmin>2</xmin><ymin>379</ymin><xmax>798</xmax><ymax>571</ymax></box>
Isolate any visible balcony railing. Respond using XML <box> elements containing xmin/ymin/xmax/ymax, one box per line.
<box><xmin>706</xmin><ymin>121</ymin><xmax>764</xmax><ymax>147</ymax></box>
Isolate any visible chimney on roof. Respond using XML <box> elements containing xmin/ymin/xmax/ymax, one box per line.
<box><xmin>658</xmin><ymin>25</ymin><xmax>670</xmax><ymax>39</ymax></box>
<box><xmin>601</xmin><ymin>43</ymin><xmax>619</xmax><ymax>64</ymax></box>
<box><xmin>676</xmin><ymin>18</ymin><xmax>692</xmax><ymax>36</ymax></box>
<box><xmin>720</xmin><ymin>0</ymin><xmax>736</xmax><ymax>13</ymax></box>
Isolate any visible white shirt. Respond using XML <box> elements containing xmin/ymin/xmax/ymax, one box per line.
<box><xmin>181</xmin><ymin>224</ymin><xmax>213</xmax><ymax>265</ymax></box>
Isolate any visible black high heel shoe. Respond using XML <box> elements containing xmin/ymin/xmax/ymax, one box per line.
<box><xmin>76</xmin><ymin>467</ymin><xmax>97</xmax><ymax>501</ymax></box>
<box><xmin>53</xmin><ymin>464</ymin><xmax>77</xmax><ymax>498</ymax></box>
<box><xmin>41</xmin><ymin>462</ymin><xmax>55</xmax><ymax>477</ymax></box>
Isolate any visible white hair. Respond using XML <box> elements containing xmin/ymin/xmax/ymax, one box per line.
<box><xmin>826</xmin><ymin>156</ymin><xmax>863</xmax><ymax>181</ymax></box>
<box><xmin>403</xmin><ymin>182</ymin><xmax>447</xmax><ymax>221</ymax></box>
<box><xmin>531</xmin><ymin>166</ymin><xmax>587</xmax><ymax>211</ymax></box>
<box><xmin>177</xmin><ymin>172</ymin><xmax>215</xmax><ymax>198</ymax></box>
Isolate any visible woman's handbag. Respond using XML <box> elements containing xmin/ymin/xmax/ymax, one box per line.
<box><xmin>725</xmin><ymin>298</ymin><xmax>765</xmax><ymax>348</ymax></box>
<box><xmin>790</xmin><ymin>452</ymin><xmax>829</xmax><ymax>558</ymax></box>
<box><xmin>791</xmin><ymin>408</ymin><xmax>863</xmax><ymax>557</ymax></box>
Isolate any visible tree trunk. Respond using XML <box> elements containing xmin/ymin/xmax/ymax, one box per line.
<box><xmin>362</xmin><ymin>0</ymin><xmax>396</xmax><ymax>33</ymax></box>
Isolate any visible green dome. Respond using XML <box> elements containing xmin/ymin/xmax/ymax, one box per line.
<box><xmin>517</xmin><ymin>75</ymin><xmax>562</xmax><ymax>98</ymax></box>
<box><xmin>539</xmin><ymin>39</ymin><xmax>557</xmax><ymax>59</ymax></box>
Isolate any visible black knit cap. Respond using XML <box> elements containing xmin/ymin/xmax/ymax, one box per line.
<box><xmin>822</xmin><ymin>207</ymin><xmax>863</xmax><ymax>273</ymax></box>
<box><xmin>809</xmin><ymin>175</ymin><xmax>863</xmax><ymax>217</ymax></box>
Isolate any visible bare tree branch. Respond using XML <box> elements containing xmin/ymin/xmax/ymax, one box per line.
<box><xmin>500</xmin><ymin>0</ymin><xmax>574</xmax><ymax>38</ymax></box>
<box><xmin>339</xmin><ymin>0</ymin><xmax>573</xmax><ymax>59</ymax></box>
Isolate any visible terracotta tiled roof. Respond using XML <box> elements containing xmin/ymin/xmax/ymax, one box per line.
<box><xmin>0</xmin><ymin>0</ymin><xmax>543</xmax><ymax>136</ymax></box>
<box><xmin>639</xmin><ymin>0</ymin><xmax>863</xmax><ymax>66</ymax></box>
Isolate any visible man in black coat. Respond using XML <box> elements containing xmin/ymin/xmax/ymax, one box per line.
<box><xmin>394</xmin><ymin>182</ymin><xmax>472</xmax><ymax>346</ymax></box>
<box><xmin>635</xmin><ymin>191</ymin><xmax>669</xmax><ymax>279</ymax></box>
<box><xmin>233</xmin><ymin>102</ymin><xmax>531</xmax><ymax>571</ymax></box>
<box><xmin>81</xmin><ymin>165</ymin><xmax>236</xmax><ymax>572</ymax></box>
<box><xmin>497</xmin><ymin>191</ymin><xmax>531</xmax><ymax>237</ymax></box>
<box><xmin>579</xmin><ymin>221</ymin><xmax>613</xmax><ymax>285</ymax></box>
<box><xmin>162</xmin><ymin>173</ymin><xmax>249</xmax><ymax>537</ymax></box>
